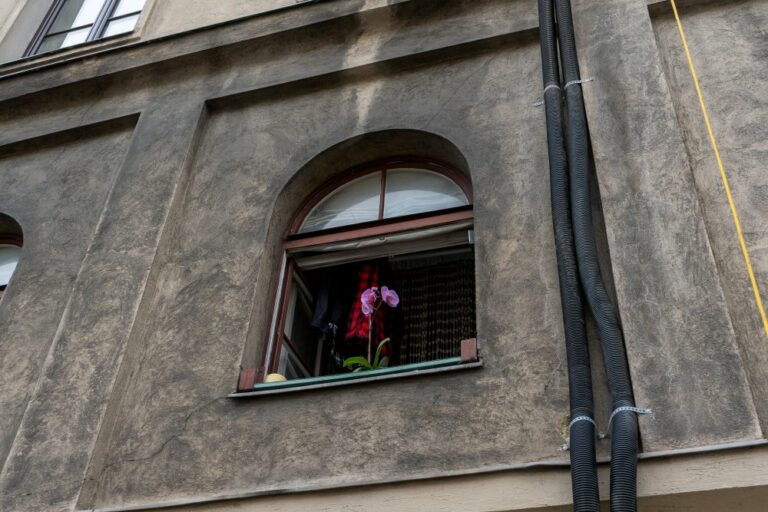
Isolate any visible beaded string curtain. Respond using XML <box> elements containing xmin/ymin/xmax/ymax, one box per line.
<box><xmin>391</xmin><ymin>251</ymin><xmax>476</xmax><ymax>364</ymax></box>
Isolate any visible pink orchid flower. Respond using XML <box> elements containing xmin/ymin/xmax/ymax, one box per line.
<box><xmin>360</xmin><ymin>288</ymin><xmax>378</xmax><ymax>317</ymax></box>
<box><xmin>380</xmin><ymin>286</ymin><xmax>400</xmax><ymax>307</ymax></box>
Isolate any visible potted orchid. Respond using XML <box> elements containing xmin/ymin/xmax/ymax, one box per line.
<box><xmin>343</xmin><ymin>285</ymin><xmax>399</xmax><ymax>372</ymax></box>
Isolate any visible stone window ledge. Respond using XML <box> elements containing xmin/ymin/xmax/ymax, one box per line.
<box><xmin>228</xmin><ymin>357</ymin><xmax>482</xmax><ymax>398</ymax></box>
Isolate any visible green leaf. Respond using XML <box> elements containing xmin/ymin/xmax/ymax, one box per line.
<box><xmin>378</xmin><ymin>357</ymin><xmax>389</xmax><ymax>368</ymax></box>
<box><xmin>343</xmin><ymin>356</ymin><xmax>371</xmax><ymax>369</ymax></box>
<box><xmin>373</xmin><ymin>338</ymin><xmax>390</xmax><ymax>367</ymax></box>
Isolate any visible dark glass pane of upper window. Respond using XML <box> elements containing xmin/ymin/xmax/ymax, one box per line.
<box><xmin>49</xmin><ymin>0</ymin><xmax>105</xmax><ymax>33</ymax></box>
<box><xmin>103</xmin><ymin>14</ymin><xmax>140</xmax><ymax>37</ymax></box>
<box><xmin>113</xmin><ymin>0</ymin><xmax>146</xmax><ymax>17</ymax></box>
<box><xmin>38</xmin><ymin>27</ymin><xmax>91</xmax><ymax>53</ymax></box>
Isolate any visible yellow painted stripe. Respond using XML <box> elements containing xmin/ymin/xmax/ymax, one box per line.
<box><xmin>670</xmin><ymin>0</ymin><xmax>768</xmax><ymax>338</ymax></box>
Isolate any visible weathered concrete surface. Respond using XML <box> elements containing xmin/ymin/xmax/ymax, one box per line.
<box><xmin>0</xmin><ymin>0</ymin><xmax>538</xmax><ymax>103</ymax></box>
<box><xmin>0</xmin><ymin>0</ymin><xmax>38</xmax><ymax>63</ymax></box>
<box><xmin>0</xmin><ymin>118</ymin><xmax>135</xmax><ymax>471</ymax></box>
<box><xmin>571</xmin><ymin>0</ymin><xmax>762</xmax><ymax>449</ymax></box>
<box><xmin>133</xmin><ymin>446</ymin><xmax>768</xmax><ymax>512</ymax></box>
<box><xmin>0</xmin><ymin>105</ymin><xmax>204</xmax><ymax>512</ymax></box>
<box><xmin>652</xmin><ymin>0</ymin><xmax>768</xmax><ymax>431</ymax></box>
<box><xmin>0</xmin><ymin>0</ymin><xmax>765</xmax><ymax>510</ymax></box>
<box><xmin>0</xmin><ymin>0</ymin><xmax>24</xmax><ymax>43</ymax></box>
<box><xmin>141</xmin><ymin>0</ymin><xmax>304</xmax><ymax>40</ymax></box>
<box><xmin>79</xmin><ymin>31</ymin><xmax>580</xmax><ymax>509</ymax></box>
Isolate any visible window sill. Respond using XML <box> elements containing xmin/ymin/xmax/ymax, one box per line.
<box><xmin>1</xmin><ymin>32</ymin><xmax>140</xmax><ymax>76</ymax></box>
<box><xmin>228</xmin><ymin>357</ymin><xmax>482</xmax><ymax>398</ymax></box>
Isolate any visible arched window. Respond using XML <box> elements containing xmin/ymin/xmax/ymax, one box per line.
<box><xmin>298</xmin><ymin>167</ymin><xmax>470</xmax><ymax>233</ymax></box>
<box><xmin>257</xmin><ymin>158</ymin><xmax>477</xmax><ymax>386</ymax></box>
<box><xmin>0</xmin><ymin>214</ymin><xmax>23</xmax><ymax>300</ymax></box>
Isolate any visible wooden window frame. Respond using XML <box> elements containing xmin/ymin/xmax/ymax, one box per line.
<box><xmin>24</xmin><ymin>0</ymin><xmax>145</xmax><ymax>57</ymax></box>
<box><xmin>244</xmin><ymin>158</ymin><xmax>474</xmax><ymax>389</ymax></box>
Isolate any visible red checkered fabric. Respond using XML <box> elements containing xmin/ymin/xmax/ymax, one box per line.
<box><xmin>345</xmin><ymin>263</ymin><xmax>389</xmax><ymax>356</ymax></box>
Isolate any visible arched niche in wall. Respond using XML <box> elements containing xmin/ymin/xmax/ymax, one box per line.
<box><xmin>240</xmin><ymin>129</ymin><xmax>475</xmax><ymax>385</ymax></box>
<box><xmin>0</xmin><ymin>213</ymin><xmax>23</xmax><ymax>298</ymax></box>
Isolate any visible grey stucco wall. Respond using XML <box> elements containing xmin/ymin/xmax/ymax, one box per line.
<box><xmin>0</xmin><ymin>118</ymin><xmax>135</xmax><ymax>470</ymax></box>
<box><xmin>573</xmin><ymin>0</ymin><xmax>762</xmax><ymax>451</ymax></box>
<box><xmin>0</xmin><ymin>0</ymin><xmax>766</xmax><ymax>510</ymax></box>
<box><xmin>0</xmin><ymin>0</ymin><xmax>56</xmax><ymax>63</ymax></box>
<box><xmin>140</xmin><ymin>0</ymin><xmax>302</xmax><ymax>39</ymax></box>
<box><xmin>652</xmin><ymin>0</ymin><xmax>768</xmax><ymax>432</ymax></box>
<box><xmin>82</xmin><ymin>32</ymin><xmax>578</xmax><ymax>509</ymax></box>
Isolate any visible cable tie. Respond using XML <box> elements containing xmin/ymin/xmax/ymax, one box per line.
<box><xmin>598</xmin><ymin>406</ymin><xmax>653</xmax><ymax>439</ymax></box>
<box><xmin>559</xmin><ymin>416</ymin><xmax>598</xmax><ymax>451</ymax></box>
<box><xmin>564</xmin><ymin>77</ymin><xmax>594</xmax><ymax>90</ymax></box>
<box><xmin>534</xmin><ymin>83</ymin><xmax>562</xmax><ymax>107</ymax></box>
<box><xmin>568</xmin><ymin>415</ymin><xmax>597</xmax><ymax>430</ymax></box>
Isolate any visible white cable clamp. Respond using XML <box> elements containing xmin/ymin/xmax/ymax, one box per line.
<box><xmin>598</xmin><ymin>406</ymin><xmax>653</xmax><ymax>439</ymax></box>
<box><xmin>534</xmin><ymin>82</ymin><xmax>562</xmax><ymax>107</ymax></box>
<box><xmin>560</xmin><ymin>416</ymin><xmax>598</xmax><ymax>451</ymax></box>
<box><xmin>568</xmin><ymin>415</ymin><xmax>597</xmax><ymax>430</ymax></box>
<box><xmin>564</xmin><ymin>77</ymin><xmax>594</xmax><ymax>90</ymax></box>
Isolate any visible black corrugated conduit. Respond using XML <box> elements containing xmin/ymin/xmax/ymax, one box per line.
<box><xmin>537</xmin><ymin>1</ymin><xmax>600</xmax><ymax>511</ymax></box>
<box><xmin>552</xmin><ymin>0</ymin><xmax>642</xmax><ymax>510</ymax></box>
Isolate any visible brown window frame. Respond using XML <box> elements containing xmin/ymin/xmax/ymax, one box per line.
<box><xmin>253</xmin><ymin>157</ymin><xmax>474</xmax><ymax>386</ymax></box>
<box><xmin>24</xmin><ymin>0</ymin><xmax>145</xmax><ymax>57</ymax></box>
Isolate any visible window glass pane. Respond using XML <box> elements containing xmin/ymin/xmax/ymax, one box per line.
<box><xmin>300</xmin><ymin>172</ymin><xmax>382</xmax><ymax>233</ymax></box>
<box><xmin>0</xmin><ymin>245</ymin><xmax>21</xmax><ymax>287</ymax></box>
<box><xmin>284</xmin><ymin>283</ymin><xmax>319</xmax><ymax>374</ymax></box>
<box><xmin>383</xmin><ymin>169</ymin><xmax>468</xmax><ymax>219</ymax></box>
<box><xmin>38</xmin><ymin>27</ymin><xmax>91</xmax><ymax>53</ymax></box>
<box><xmin>50</xmin><ymin>0</ymin><xmax>105</xmax><ymax>33</ymax></box>
<box><xmin>113</xmin><ymin>0</ymin><xmax>146</xmax><ymax>16</ymax></box>
<box><xmin>103</xmin><ymin>14</ymin><xmax>140</xmax><ymax>36</ymax></box>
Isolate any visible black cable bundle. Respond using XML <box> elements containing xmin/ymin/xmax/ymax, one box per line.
<box><xmin>537</xmin><ymin>0</ymin><xmax>600</xmax><ymax>510</ymax></box>
<box><xmin>537</xmin><ymin>0</ymin><xmax>641</xmax><ymax>510</ymax></box>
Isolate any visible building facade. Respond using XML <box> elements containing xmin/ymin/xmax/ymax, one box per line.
<box><xmin>0</xmin><ymin>0</ymin><xmax>767</xmax><ymax>510</ymax></box>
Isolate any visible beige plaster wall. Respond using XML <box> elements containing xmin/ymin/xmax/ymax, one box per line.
<box><xmin>0</xmin><ymin>0</ymin><xmax>50</xmax><ymax>63</ymax></box>
<box><xmin>0</xmin><ymin>0</ymin><xmax>26</xmax><ymax>42</ymax></box>
<box><xmin>651</xmin><ymin>0</ymin><xmax>768</xmax><ymax>431</ymax></box>
<box><xmin>0</xmin><ymin>0</ymin><xmax>766</xmax><ymax>510</ymax></box>
<box><xmin>141</xmin><ymin>0</ymin><xmax>306</xmax><ymax>39</ymax></box>
<box><xmin>135</xmin><ymin>447</ymin><xmax>768</xmax><ymax>512</ymax></box>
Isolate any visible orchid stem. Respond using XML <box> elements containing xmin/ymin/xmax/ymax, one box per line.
<box><xmin>368</xmin><ymin>302</ymin><xmax>382</xmax><ymax>365</ymax></box>
<box><xmin>368</xmin><ymin>323</ymin><xmax>372</xmax><ymax>365</ymax></box>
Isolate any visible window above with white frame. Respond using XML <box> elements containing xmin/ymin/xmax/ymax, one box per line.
<box><xmin>25</xmin><ymin>0</ymin><xmax>146</xmax><ymax>57</ymax></box>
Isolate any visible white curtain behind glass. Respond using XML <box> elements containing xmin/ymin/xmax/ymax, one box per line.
<box><xmin>300</xmin><ymin>173</ymin><xmax>382</xmax><ymax>233</ymax></box>
<box><xmin>299</xmin><ymin>169</ymin><xmax>468</xmax><ymax>233</ymax></box>
<box><xmin>0</xmin><ymin>246</ymin><xmax>21</xmax><ymax>287</ymax></box>
<box><xmin>384</xmin><ymin>169</ymin><xmax>467</xmax><ymax>218</ymax></box>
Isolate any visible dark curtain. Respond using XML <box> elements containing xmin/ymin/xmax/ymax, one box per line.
<box><xmin>390</xmin><ymin>250</ymin><xmax>476</xmax><ymax>364</ymax></box>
